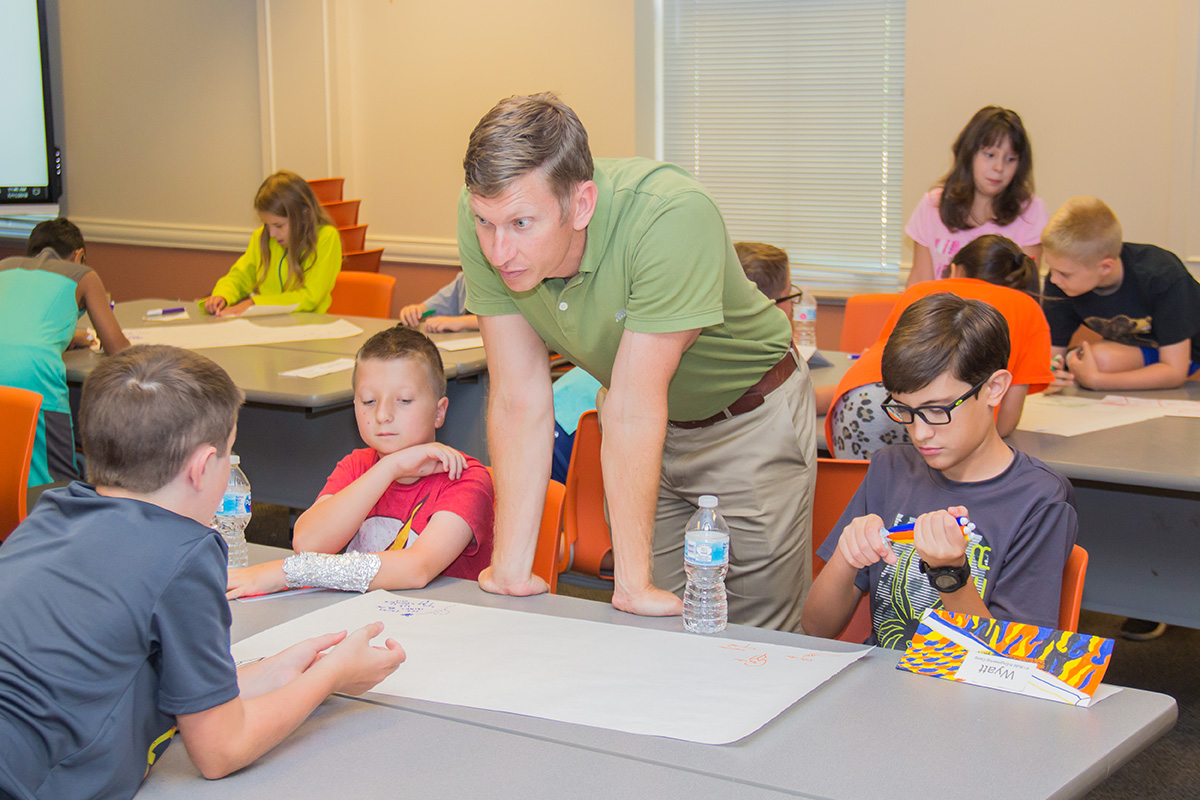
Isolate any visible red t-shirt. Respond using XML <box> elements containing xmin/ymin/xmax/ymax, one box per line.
<box><xmin>827</xmin><ymin>278</ymin><xmax>1054</xmax><ymax>449</ymax></box>
<box><xmin>320</xmin><ymin>449</ymin><xmax>495</xmax><ymax>580</ymax></box>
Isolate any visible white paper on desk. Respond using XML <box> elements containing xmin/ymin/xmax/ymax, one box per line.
<box><xmin>1101</xmin><ymin>394</ymin><xmax>1200</xmax><ymax>418</ymax></box>
<box><xmin>240</xmin><ymin>303</ymin><xmax>299</xmax><ymax>318</ymax></box>
<box><xmin>1015</xmin><ymin>394</ymin><xmax>1167</xmax><ymax>436</ymax></box>
<box><xmin>279</xmin><ymin>357</ymin><xmax>356</xmax><ymax>379</ymax></box>
<box><xmin>231</xmin><ymin>591</ymin><xmax>869</xmax><ymax>744</ymax></box>
<box><xmin>436</xmin><ymin>336</ymin><xmax>485</xmax><ymax>352</ymax></box>
<box><xmin>123</xmin><ymin>319</ymin><xmax>363</xmax><ymax>350</ymax></box>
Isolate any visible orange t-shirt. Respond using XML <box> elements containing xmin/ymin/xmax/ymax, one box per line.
<box><xmin>827</xmin><ymin>278</ymin><xmax>1054</xmax><ymax>449</ymax></box>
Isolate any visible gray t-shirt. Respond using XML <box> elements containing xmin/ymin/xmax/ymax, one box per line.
<box><xmin>0</xmin><ymin>483</ymin><xmax>239</xmax><ymax>799</ymax></box>
<box><xmin>423</xmin><ymin>273</ymin><xmax>468</xmax><ymax>317</ymax></box>
<box><xmin>816</xmin><ymin>445</ymin><xmax>1077</xmax><ymax>649</ymax></box>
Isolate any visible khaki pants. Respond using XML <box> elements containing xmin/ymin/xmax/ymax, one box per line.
<box><xmin>654</xmin><ymin>363</ymin><xmax>816</xmax><ymax>632</ymax></box>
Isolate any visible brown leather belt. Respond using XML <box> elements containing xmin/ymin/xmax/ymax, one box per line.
<box><xmin>668</xmin><ymin>344</ymin><xmax>800</xmax><ymax>430</ymax></box>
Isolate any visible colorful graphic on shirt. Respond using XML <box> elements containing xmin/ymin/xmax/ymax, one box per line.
<box><xmin>871</xmin><ymin>514</ymin><xmax>991</xmax><ymax>650</ymax></box>
<box><xmin>346</xmin><ymin>496</ymin><xmax>428</xmax><ymax>553</ymax></box>
<box><xmin>1084</xmin><ymin>314</ymin><xmax>1154</xmax><ymax>347</ymax></box>
<box><xmin>144</xmin><ymin>726</ymin><xmax>177</xmax><ymax>776</ymax></box>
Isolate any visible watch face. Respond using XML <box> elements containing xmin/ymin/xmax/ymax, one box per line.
<box><xmin>934</xmin><ymin>573</ymin><xmax>962</xmax><ymax>591</ymax></box>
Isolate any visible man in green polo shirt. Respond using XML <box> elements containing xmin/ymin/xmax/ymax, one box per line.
<box><xmin>458</xmin><ymin>93</ymin><xmax>816</xmax><ymax>631</ymax></box>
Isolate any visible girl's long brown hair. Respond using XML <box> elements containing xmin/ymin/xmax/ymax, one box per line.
<box><xmin>253</xmin><ymin>171</ymin><xmax>334</xmax><ymax>290</ymax></box>
<box><xmin>938</xmin><ymin>106</ymin><xmax>1034</xmax><ymax>232</ymax></box>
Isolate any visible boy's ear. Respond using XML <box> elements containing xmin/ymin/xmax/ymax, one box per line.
<box><xmin>983</xmin><ymin>369</ymin><xmax>1013</xmax><ymax>409</ymax></box>
<box><xmin>183</xmin><ymin>444</ymin><xmax>219</xmax><ymax>491</ymax></box>
<box><xmin>433</xmin><ymin>396</ymin><xmax>449</xmax><ymax>430</ymax></box>
<box><xmin>1096</xmin><ymin>255</ymin><xmax>1118</xmax><ymax>276</ymax></box>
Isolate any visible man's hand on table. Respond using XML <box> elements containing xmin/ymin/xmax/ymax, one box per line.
<box><xmin>613</xmin><ymin>585</ymin><xmax>683</xmax><ymax>617</ymax></box>
<box><xmin>478</xmin><ymin>565</ymin><xmax>550</xmax><ymax>597</ymax></box>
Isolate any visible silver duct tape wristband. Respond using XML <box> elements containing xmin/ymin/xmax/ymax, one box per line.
<box><xmin>283</xmin><ymin>552</ymin><xmax>382</xmax><ymax>593</ymax></box>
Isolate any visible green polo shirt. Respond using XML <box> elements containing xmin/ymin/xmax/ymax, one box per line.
<box><xmin>456</xmin><ymin>154</ymin><xmax>787</xmax><ymax>419</ymax></box>
<box><xmin>458</xmin><ymin>158</ymin><xmax>791</xmax><ymax>421</ymax></box>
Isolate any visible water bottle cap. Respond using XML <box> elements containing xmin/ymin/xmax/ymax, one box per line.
<box><xmin>698</xmin><ymin>495</ymin><xmax>718</xmax><ymax>508</ymax></box>
<box><xmin>229</xmin><ymin>454</ymin><xmax>240</xmax><ymax>466</ymax></box>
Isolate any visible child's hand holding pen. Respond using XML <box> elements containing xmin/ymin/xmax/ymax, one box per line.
<box><xmin>1050</xmin><ymin>350</ymin><xmax>1077</xmax><ymax>388</ymax></box>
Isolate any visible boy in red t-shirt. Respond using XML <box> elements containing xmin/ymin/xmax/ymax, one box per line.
<box><xmin>227</xmin><ymin>327</ymin><xmax>494</xmax><ymax>597</ymax></box>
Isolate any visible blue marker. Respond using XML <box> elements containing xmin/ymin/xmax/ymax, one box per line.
<box><xmin>145</xmin><ymin>306</ymin><xmax>185</xmax><ymax>317</ymax></box>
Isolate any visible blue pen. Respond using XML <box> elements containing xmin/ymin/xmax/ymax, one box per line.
<box><xmin>146</xmin><ymin>306</ymin><xmax>185</xmax><ymax>317</ymax></box>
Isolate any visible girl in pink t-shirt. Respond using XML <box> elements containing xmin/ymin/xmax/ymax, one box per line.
<box><xmin>905</xmin><ymin>106</ymin><xmax>1047</xmax><ymax>286</ymax></box>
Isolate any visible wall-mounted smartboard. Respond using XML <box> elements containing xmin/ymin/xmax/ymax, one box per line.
<box><xmin>0</xmin><ymin>0</ymin><xmax>60</xmax><ymax>208</ymax></box>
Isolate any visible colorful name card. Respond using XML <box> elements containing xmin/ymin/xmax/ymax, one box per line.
<box><xmin>896</xmin><ymin>609</ymin><xmax>1114</xmax><ymax>707</ymax></box>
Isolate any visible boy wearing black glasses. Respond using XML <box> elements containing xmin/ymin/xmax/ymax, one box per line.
<box><xmin>801</xmin><ymin>293</ymin><xmax>1077</xmax><ymax>649</ymax></box>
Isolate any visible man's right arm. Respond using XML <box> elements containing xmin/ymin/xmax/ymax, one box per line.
<box><xmin>476</xmin><ymin>313</ymin><xmax>556</xmax><ymax>596</ymax></box>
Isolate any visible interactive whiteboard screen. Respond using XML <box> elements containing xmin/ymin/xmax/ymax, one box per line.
<box><xmin>0</xmin><ymin>0</ymin><xmax>59</xmax><ymax>205</ymax></box>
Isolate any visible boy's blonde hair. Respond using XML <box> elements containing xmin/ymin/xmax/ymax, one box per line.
<box><xmin>353</xmin><ymin>326</ymin><xmax>447</xmax><ymax>399</ymax></box>
<box><xmin>1041</xmin><ymin>197</ymin><xmax>1123</xmax><ymax>265</ymax></box>
<box><xmin>80</xmin><ymin>345</ymin><xmax>244</xmax><ymax>493</ymax></box>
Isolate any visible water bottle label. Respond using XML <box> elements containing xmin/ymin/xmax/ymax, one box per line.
<box><xmin>794</xmin><ymin>309</ymin><xmax>816</xmax><ymax>323</ymax></box>
<box><xmin>685</xmin><ymin>538</ymin><xmax>729</xmax><ymax>566</ymax></box>
<box><xmin>216</xmin><ymin>493</ymin><xmax>251</xmax><ymax>516</ymax></box>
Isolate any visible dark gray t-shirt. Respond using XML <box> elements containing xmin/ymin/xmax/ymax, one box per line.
<box><xmin>817</xmin><ymin>445</ymin><xmax>1077</xmax><ymax>650</ymax></box>
<box><xmin>0</xmin><ymin>483</ymin><xmax>239</xmax><ymax>799</ymax></box>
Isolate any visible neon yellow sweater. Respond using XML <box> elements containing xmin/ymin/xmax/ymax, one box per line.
<box><xmin>211</xmin><ymin>224</ymin><xmax>342</xmax><ymax>313</ymax></box>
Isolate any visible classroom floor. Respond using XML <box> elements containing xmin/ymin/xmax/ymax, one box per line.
<box><xmin>246</xmin><ymin>505</ymin><xmax>1195</xmax><ymax>799</ymax></box>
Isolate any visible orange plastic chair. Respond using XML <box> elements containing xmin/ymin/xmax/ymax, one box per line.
<box><xmin>562</xmin><ymin>410</ymin><xmax>613</xmax><ymax>581</ymax></box>
<box><xmin>341</xmin><ymin>248</ymin><xmax>384</xmax><ymax>274</ymax></box>
<box><xmin>809</xmin><ymin>457</ymin><xmax>872</xmax><ymax>643</ymax></box>
<box><xmin>328</xmin><ymin>272</ymin><xmax>396</xmax><ymax>318</ymax></box>
<box><xmin>0</xmin><ymin>386</ymin><xmax>43</xmax><ymax>541</ymax></box>
<box><xmin>322</xmin><ymin>199</ymin><xmax>361</xmax><ymax>228</ymax></box>
<box><xmin>307</xmin><ymin>177</ymin><xmax>345</xmax><ymax>203</ymax></box>
<box><xmin>1059</xmin><ymin>545</ymin><xmax>1088</xmax><ymax>632</ymax></box>
<box><xmin>840</xmin><ymin>293</ymin><xmax>900</xmax><ymax>354</ymax></box>
<box><xmin>485</xmin><ymin>467</ymin><xmax>567</xmax><ymax>593</ymax></box>
<box><xmin>338</xmin><ymin>224</ymin><xmax>367</xmax><ymax>253</ymax></box>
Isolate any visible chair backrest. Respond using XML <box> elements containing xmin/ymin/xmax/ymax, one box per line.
<box><xmin>341</xmin><ymin>248</ymin><xmax>384</xmax><ymax>274</ymax></box>
<box><xmin>562</xmin><ymin>409</ymin><xmax>613</xmax><ymax>580</ymax></box>
<box><xmin>307</xmin><ymin>177</ymin><xmax>345</xmax><ymax>203</ymax></box>
<box><xmin>1059</xmin><ymin>544</ymin><xmax>1088</xmax><ymax>632</ymax></box>
<box><xmin>338</xmin><ymin>224</ymin><xmax>368</xmax><ymax>253</ymax></box>
<box><xmin>811</xmin><ymin>458</ymin><xmax>870</xmax><ymax>579</ymax></box>
<box><xmin>840</xmin><ymin>293</ymin><xmax>901</xmax><ymax>354</ymax></box>
<box><xmin>0</xmin><ymin>386</ymin><xmax>43</xmax><ymax>541</ymax></box>
<box><xmin>328</xmin><ymin>271</ymin><xmax>396</xmax><ymax>318</ymax></box>
<box><xmin>322</xmin><ymin>199</ymin><xmax>361</xmax><ymax>227</ymax></box>
<box><xmin>486</xmin><ymin>467</ymin><xmax>567</xmax><ymax>594</ymax></box>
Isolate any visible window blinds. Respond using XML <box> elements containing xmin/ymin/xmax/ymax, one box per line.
<box><xmin>660</xmin><ymin>0</ymin><xmax>906</xmax><ymax>294</ymax></box>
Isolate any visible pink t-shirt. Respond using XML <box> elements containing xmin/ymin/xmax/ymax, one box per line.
<box><xmin>320</xmin><ymin>449</ymin><xmax>495</xmax><ymax>580</ymax></box>
<box><xmin>905</xmin><ymin>188</ymin><xmax>1048</xmax><ymax>279</ymax></box>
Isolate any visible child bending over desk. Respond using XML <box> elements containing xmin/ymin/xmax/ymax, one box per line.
<box><xmin>202</xmin><ymin>171</ymin><xmax>342</xmax><ymax>315</ymax></box>
<box><xmin>827</xmin><ymin>234</ymin><xmax>1053</xmax><ymax>458</ymax></box>
<box><xmin>0</xmin><ymin>345</ymin><xmax>403</xmax><ymax>797</ymax></box>
<box><xmin>227</xmin><ymin>326</ymin><xmax>494</xmax><ymax>597</ymax></box>
<box><xmin>802</xmin><ymin>294</ymin><xmax>1077</xmax><ymax>650</ymax></box>
<box><xmin>1042</xmin><ymin>196</ymin><xmax>1200</xmax><ymax>391</ymax></box>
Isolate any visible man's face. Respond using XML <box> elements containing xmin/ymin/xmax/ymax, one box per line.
<box><xmin>1045</xmin><ymin>251</ymin><xmax>1102</xmax><ymax>297</ymax></box>
<box><xmin>469</xmin><ymin>170</ymin><xmax>587</xmax><ymax>292</ymax></box>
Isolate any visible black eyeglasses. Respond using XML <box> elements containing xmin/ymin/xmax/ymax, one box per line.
<box><xmin>775</xmin><ymin>285</ymin><xmax>802</xmax><ymax>305</ymax></box>
<box><xmin>881</xmin><ymin>376</ymin><xmax>990</xmax><ymax>425</ymax></box>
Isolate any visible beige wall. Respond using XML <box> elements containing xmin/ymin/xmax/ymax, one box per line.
<box><xmin>903</xmin><ymin>0</ymin><xmax>1197</xmax><ymax>267</ymax></box>
<box><xmin>39</xmin><ymin>0</ymin><xmax>1200</xmax><ymax>290</ymax></box>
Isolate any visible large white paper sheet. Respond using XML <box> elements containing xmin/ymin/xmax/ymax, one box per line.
<box><xmin>123</xmin><ymin>319</ymin><xmax>363</xmax><ymax>350</ymax></box>
<box><xmin>436</xmin><ymin>335</ymin><xmax>484</xmax><ymax>352</ymax></box>
<box><xmin>1102</xmin><ymin>394</ymin><xmax>1200</xmax><ymax>418</ymax></box>
<box><xmin>232</xmin><ymin>591</ymin><xmax>869</xmax><ymax>744</ymax></box>
<box><xmin>1016</xmin><ymin>394</ymin><xmax>1167</xmax><ymax>436</ymax></box>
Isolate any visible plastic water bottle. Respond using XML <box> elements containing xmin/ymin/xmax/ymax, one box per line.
<box><xmin>213</xmin><ymin>454</ymin><xmax>251</xmax><ymax>568</ymax></box>
<box><xmin>683</xmin><ymin>495</ymin><xmax>731</xmax><ymax>634</ymax></box>
<box><xmin>793</xmin><ymin>285</ymin><xmax>818</xmax><ymax>348</ymax></box>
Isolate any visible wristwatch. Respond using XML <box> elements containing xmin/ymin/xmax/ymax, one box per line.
<box><xmin>919</xmin><ymin>559</ymin><xmax>972</xmax><ymax>593</ymax></box>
